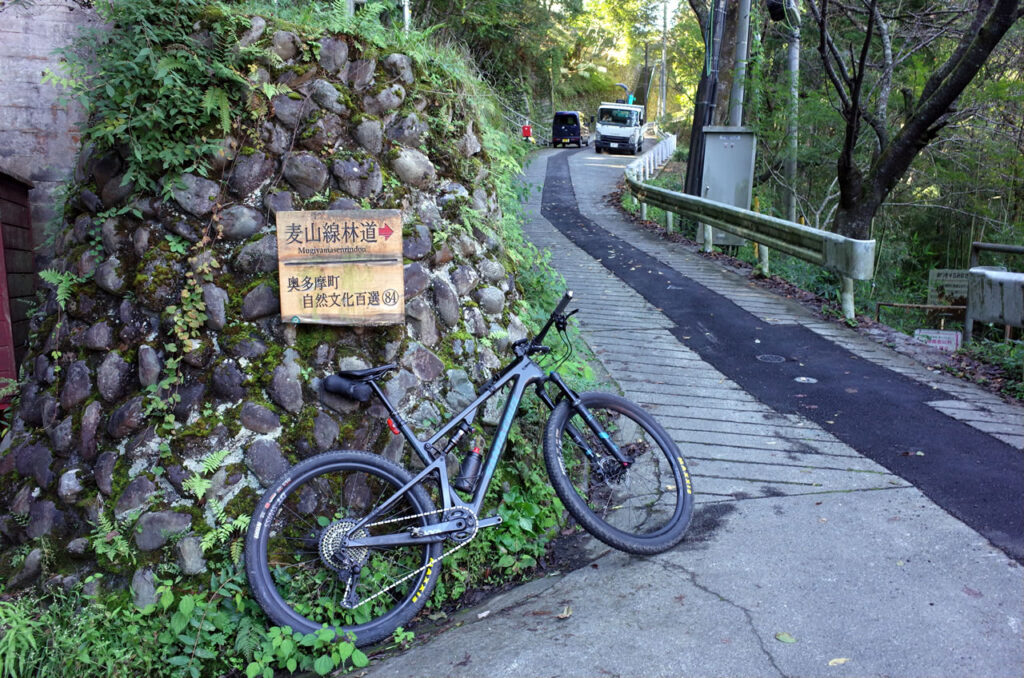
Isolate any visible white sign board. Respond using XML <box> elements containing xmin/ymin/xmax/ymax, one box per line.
<box><xmin>913</xmin><ymin>329</ymin><xmax>962</xmax><ymax>352</ymax></box>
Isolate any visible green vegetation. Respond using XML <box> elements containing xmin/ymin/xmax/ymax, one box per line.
<box><xmin>0</xmin><ymin>567</ymin><xmax>369</xmax><ymax>678</ymax></box>
<box><xmin>45</xmin><ymin>0</ymin><xmax>257</xmax><ymax>200</ymax></box>
<box><xmin>958</xmin><ymin>339</ymin><xmax>1024</xmax><ymax>401</ymax></box>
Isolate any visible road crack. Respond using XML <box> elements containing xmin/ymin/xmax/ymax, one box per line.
<box><xmin>658</xmin><ymin>559</ymin><xmax>789</xmax><ymax>678</ymax></box>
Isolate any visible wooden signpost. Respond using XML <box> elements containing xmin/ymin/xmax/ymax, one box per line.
<box><xmin>276</xmin><ymin>209</ymin><xmax>404</xmax><ymax>325</ymax></box>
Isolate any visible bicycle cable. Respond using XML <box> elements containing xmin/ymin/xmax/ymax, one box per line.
<box><xmin>549</xmin><ymin>327</ymin><xmax>574</xmax><ymax>373</ymax></box>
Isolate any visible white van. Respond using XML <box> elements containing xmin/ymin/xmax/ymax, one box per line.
<box><xmin>594</xmin><ymin>102</ymin><xmax>646</xmax><ymax>155</ymax></box>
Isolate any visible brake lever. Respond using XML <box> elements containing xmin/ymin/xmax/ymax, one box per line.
<box><xmin>512</xmin><ymin>339</ymin><xmax>531</xmax><ymax>357</ymax></box>
<box><xmin>554</xmin><ymin>308</ymin><xmax>579</xmax><ymax>332</ymax></box>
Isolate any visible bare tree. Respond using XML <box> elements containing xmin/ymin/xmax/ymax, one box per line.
<box><xmin>805</xmin><ymin>0</ymin><xmax>1023</xmax><ymax>240</ymax></box>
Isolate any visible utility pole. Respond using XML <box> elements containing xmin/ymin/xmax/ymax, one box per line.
<box><xmin>783</xmin><ymin>0</ymin><xmax>801</xmax><ymax>223</ymax></box>
<box><xmin>683</xmin><ymin>0</ymin><xmax>727</xmax><ymax>198</ymax></box>
<box><xmin>660</xmin><ymin>0</ymin><xmax>668</xmax><ymax>121</ymax></box>
<box><xmin>727</xmin><ymin>0</ymin><xmax>751</xmax><ymax>126</ymax></box>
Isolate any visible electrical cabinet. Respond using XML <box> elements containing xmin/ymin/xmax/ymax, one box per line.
<box><xmin>698</xmin><ymin>126</ymin><xmax>756</xmax><ymax>247</ymax></box>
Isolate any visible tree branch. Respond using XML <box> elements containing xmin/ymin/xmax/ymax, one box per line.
<box><xmin>874</xmin><ymin>0</ymin><xmax>1023</xmax><ymax>199</ymax></box>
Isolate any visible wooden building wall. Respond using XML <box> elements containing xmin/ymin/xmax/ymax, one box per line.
<box><xmin>0</xmin><ymin>171</ymin><xmax>36</xmax><ymax>376</ymax></box>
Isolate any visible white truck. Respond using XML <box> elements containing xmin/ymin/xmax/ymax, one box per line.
<box><xmin>593</xmin><ymin>102</ymin><xmax>646</xmax><ymax>155</ymax></box>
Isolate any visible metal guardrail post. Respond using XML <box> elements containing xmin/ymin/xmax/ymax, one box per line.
<box><xmin>841</xmin><ymin>276</ymin><xmax>855</xmax><ymax>320</ymax></box>
<box><xmin>758</xmin><ymin>243</ymin><xmax>770</xmax><ymax>276</ymax></box>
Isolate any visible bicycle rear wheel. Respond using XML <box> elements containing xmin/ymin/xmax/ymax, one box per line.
<box><xmin>543</xmin><ymin>392</ymin><xmax>694</xmax><ymax>554</ymax></box>
<box><xmin>245</xmin><ymin>451</ymin><xmax>441</xmax><ymax>647</ymax></box>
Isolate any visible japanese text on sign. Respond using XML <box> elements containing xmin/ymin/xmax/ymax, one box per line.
<box><xmin>276</xmin><ymin>210</ymin><xmax>403</xmax><ymax>326</ymax></box>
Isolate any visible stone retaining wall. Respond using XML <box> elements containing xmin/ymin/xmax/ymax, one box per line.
<box><xmin>0</xmin><ymin>13</ymin><xmax>531</xmax><ymax>601</ymax></box>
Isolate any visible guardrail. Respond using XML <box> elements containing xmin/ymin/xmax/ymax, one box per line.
<box><xmin>965</xmin><ymin>268</ymin><xmax>1024</xmax><ymax>343</ymax></box>
<box><xmin>624</xmin><ymin>133</ymin><xmax>876</xmax><ymax>319</ymax></box>
<box><xmin>970</xmin><ymin>242</ymin><xmax>1024</xmax><ymax>267</ymax></box>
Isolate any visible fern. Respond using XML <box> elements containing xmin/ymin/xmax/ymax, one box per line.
<box><xmin>90</xmin><ymin>512</ymin><xmax>135</xmax><ymax>565</ymax></box>
<box><xmin>183</xmin><ymin>474</ymin><xmax>213</xmax><ymax>500</ymax></box>
<box><xmin>200</xmin><ymin>514</ymin><xmax>249</xmax><ymax>559</ymax></box>
<box><xmin>201</xmin><ymin>86</ymin><xmax>232</xmax><ymax>135</ymax></box>
<box><xmin>259</xmin><ymin>81</ymin><xmax>292</xmax><ymax>102</ymax></box>
<box><xmin>233</xmin><ymin>617</ymin><xmax>261</xmax><ymax>660</ymax></box>
<box><xmin>201</xmin><ymin>448</ymin><xmax>231</xmax><ymax>474</ymax></box>
<box><xmin>230</xmin><ymin>538</ymin><xmax>245</xmax><ymax>565</ymax></box>
<box><xmin>154</xmin><ymin>55</ymin><xmax>187</xmax><ymax>81</ymax></box>
<box><xmin>38</xmin><ymin>269</ymin><xmax>84</xmax><ymax>310</ymax></box>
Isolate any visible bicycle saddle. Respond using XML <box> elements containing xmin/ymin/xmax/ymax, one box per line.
<box><xmin>337</xmin><ymin>364</ymin><xmax>397</xmax><ymax>382</ymax></box>
<box><xmin>324</xmin><ymin>364</ymin><xmax>396</xmax><ymax>402</ymax></box>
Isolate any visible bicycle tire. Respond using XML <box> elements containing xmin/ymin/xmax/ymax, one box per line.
<box><xmin>245</xmin><ymin>451</ymin><xmax>442</xmax><ymax>647</ymax></box>
<box><xmin>543</xmin><ymin>392</ymin><xmax>694</xmax><ymax>554</ymax></box>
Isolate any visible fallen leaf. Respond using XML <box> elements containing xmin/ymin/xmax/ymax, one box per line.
<box><xmin>828</xmin><ymin>658</ymin><xmax>850</xmax><ymax>666</ymax></box>
<box><xmin>775</xmin><ymin>632</ymin><xmax>797</xmax><ymax>643</ymax></box>
<box><xmin>428</xmin><ymin>611</ymin><xmax>448</xmax><ymax>621</ymax></box>
<box><xmin>556</xmin><ymin>605</ymin><xmax>572</xmax><ymax>619</ymax></box>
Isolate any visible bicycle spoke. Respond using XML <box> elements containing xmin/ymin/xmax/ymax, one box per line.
<box><xmin>544</xmin><ymin>393</ymin><xmax>693</xmax><ymax>554</ymax></box>
<box><xmin>247</xmin><ymin>452</ymin><xmax>443</xmax><ymax>645</ymax></box>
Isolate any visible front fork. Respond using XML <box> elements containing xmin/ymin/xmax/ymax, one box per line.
<box><xmin>535</xmin><ymin>374</ymin><xmax>632</xmax><ymax>470</ymax></box>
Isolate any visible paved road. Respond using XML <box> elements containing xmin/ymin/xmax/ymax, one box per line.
<box><xmin>359</xmin><ymin>147</ymin><xmax>1024</xmax><ymax>677</ymax></box>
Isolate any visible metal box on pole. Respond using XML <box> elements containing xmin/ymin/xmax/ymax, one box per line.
<box><xmin>698</xmin><ymin>126</ymin><xmax>756</xmax><ymax>248</ymax></box>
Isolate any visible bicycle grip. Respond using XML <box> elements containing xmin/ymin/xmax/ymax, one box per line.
<box><xmin>323</xmin><ymin>375</ymin><xmax>372</xmax><ymax>402</ymax></box>
<box><xmin>553</xmin><ymin>290</ymin><xmax>574</xmax><ymax>316</ymax></box>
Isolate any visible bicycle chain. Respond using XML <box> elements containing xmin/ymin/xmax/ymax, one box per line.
<box><xmin>340</xmin><ymin>506</ymin><xmax>479</xmax><ymax>611</ymax></box>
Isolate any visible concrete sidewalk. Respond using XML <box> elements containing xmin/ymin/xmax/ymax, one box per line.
<box><xmin>358</xmin><ymin>149</ymin><xmax>1023</xmax><ymax>677</ymax></box>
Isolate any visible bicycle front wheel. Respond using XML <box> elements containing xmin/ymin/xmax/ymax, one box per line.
<box><xmin>245</xmin><ymin>451</ymin><xmax>441</xmax><ymax>647</ymax></box>
<box><xmin>543</xmin><ymin>392</ymin><xmax>694</xmax><ymax>555</ymax></box>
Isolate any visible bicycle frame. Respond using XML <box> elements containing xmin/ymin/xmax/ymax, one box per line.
<box><xmin>340</xmin><ymin>354</ymin><xmax>549</xmax><ymax>548</ymax></box>
<box><xmin>341</xmin><ymin>295</ymin><xmax>634</xmax><ymax>550</ymax></box>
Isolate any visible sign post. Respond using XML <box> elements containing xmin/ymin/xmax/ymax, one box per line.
<box><xmin>276</xmin><ymin>209</ymin><xmax>404</xmax><ymax>326</ymax></box>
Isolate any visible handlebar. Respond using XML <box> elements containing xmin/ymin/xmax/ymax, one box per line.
<box><xmin>535</xmin><ymin>290</ymin><xmax>573</xmax><ymax>345</ymax></box>
<box><xmin>515</xmin><ymin>290</ymin><xmax>574</xmax><ymax>357</ymax></box>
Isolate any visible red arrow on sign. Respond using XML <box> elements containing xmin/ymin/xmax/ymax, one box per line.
<box><xmin>379</xmin><ymin>224</ymin><xmax>394</xmax><ymax>240</ymax></box>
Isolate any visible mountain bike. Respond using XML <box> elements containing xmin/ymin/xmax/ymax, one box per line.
<box><xmin>245</xmin><ymin>291</ymin><xmax>695</xmax><ymax>646</ymax></box>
